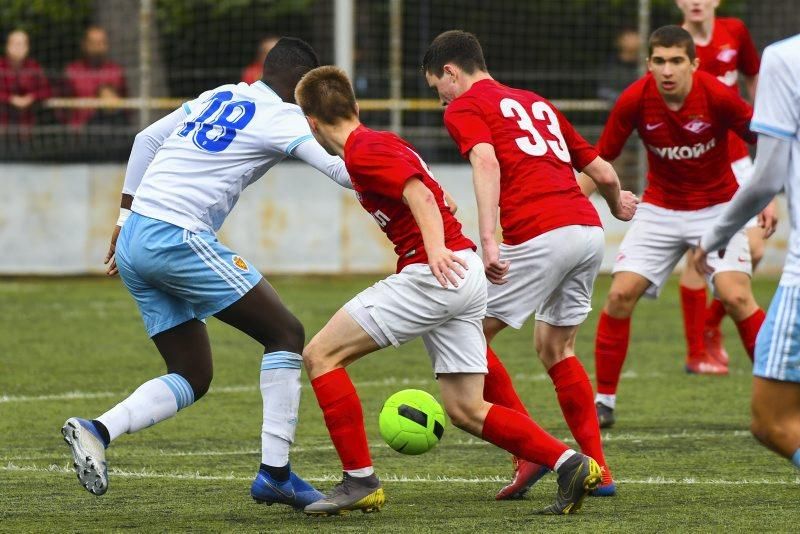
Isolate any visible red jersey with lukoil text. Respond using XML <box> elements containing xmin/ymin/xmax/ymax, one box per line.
<box><xmin>598</xmin><ymin>71</ymin><xmax>755</xmax><ymax>211</ymax></box>
<box><xmin>444</xmin><ymin>79</ymin><xmax>601</xmax><ymax>246</ymax></box>
<box><xmin>694</xmin><ymin>17</ymin><xmax>760</xmax><ymax>162</ymax></box>
<box><xmin>344</xmin><ymin>125</ymin><xmax>475</xmax><ymax>273</ymax></box>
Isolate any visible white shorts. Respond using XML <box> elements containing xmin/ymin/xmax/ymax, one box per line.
<box><xmin>732</xmin><ymin>156</ymin><xmax>759</xmax><ymax>230</ymax></box>
<box><xmin>613</xmin><ymin>202</ymin><xmax>752</xmax><ymax>298</ymax></box>
<box><xmin>344</xmin><ymin>249</ymin><xmax>488</xmax><ymax>375</ymax></box>
<box><xmin>487</xmin><ymin>225</ymin><xmax>605</xmax><ymax>329</ymax></box>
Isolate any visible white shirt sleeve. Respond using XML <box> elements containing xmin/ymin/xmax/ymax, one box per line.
<box><xmin>268</xmin><ymin>106</ymin><xmax>317</xmax><ymax>156</ymax></box>
<box><xmin>121</xmin><ymin>107</ymin><xmax>187</xmax><ymax>196</ymax></box>
<box><xmin>291</xmin><ymin>139</ymin><xmax>353</xmax><ymax>189</ymax></box>
<box><xmin>750</xmin><ymin>46</ymin><xmax>799</xmax><ymax>140</ymax></box>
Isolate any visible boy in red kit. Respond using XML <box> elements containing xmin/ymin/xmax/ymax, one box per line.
<box><xmin>295</xmin><ymin>65</ymin><xmax>601</xmax><ymax>517</ymax></box>
<box><xmin>588</xmin><ymin>26</ymin><xmax>770</xmax><ymax>428</ymax></box>
<box><xmin>675</xmin><ymin>0</ymin><xmax>777</xmax><ymax>371</ymax></box>
<box><xmin>423</xmin><ymin>30</ymin><xmax>637</xmax><ymax>499</ymax></box>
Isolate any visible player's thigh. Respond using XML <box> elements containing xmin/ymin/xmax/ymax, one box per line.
<box><xmin>754</xmin><ymin>285</ymin><xmax>800</xmax><ymax>384</ymax></box>
<box><xmin>487</xmin><ymin>225</ymin><xmax>596</xmax><ymax>330</ymax></box>
<box><xmin>679</xmin><ymin>250</ymin><xmax>706</xmax><ymax>288</ymax></box>
<box><xmin>537</xmin><ymin>226</ymin><xmax>603</xmax><ymax>328</ymax></box>
<box><xmin>214</xmin><ymin>277</ymin><xmax>304</xmax><ymax>353</ymax></box>
<box><xmin>304</xmin><ymin>306</ymin><xmax>381</xmax><ymax>379</ymax></box>
<box><xmin>746</xmin><ymin>226</ymin><xmax>766</xmax><ymax>266</ymax></box>
<box><xmin>613</xmin><ymin>204</ymin><xmax>687</xmax><ymax>299</ymax></box>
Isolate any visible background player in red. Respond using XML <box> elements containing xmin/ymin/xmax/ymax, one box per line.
<box><xmin>676</xmin><ymin>0</ymin><xmax>777</xmax><ymax>370</ymax></box>
<box><xmin>423</xmin><ymin>30</ymin><xmax>638</xmax><ymax>499</ymax></box>
<box><xmin>589</xmin><ymin>25</ymin><xmax>771</xmax><ymax>427</ymax></box>
<box><xmin>295</xmin><ymin>65</ymin><xmax>602</xmax><ymax>516</ymax></box>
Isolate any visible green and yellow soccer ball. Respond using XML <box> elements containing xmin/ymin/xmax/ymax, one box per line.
<box><xmin>378</xmin><ymin>389</ymin><xmax>446</xmax><ymax>455</ymax></box>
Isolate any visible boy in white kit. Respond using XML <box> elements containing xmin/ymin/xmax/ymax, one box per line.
<box><xmin>60</xmin><ymin>38</ymin><xmax>352</xmax><ymax>508</ymax></box>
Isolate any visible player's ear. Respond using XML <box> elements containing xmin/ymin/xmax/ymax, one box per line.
<box><xmin>443</xmin><ymin>63</ymin><xmax>457</xmax><ymax>81</ymax></box>
<box><xmin>690</xmin><ymin>57</ymin><xmax>699</xmax><ymax>72</ymax></box>
<box><xmin>306</xmin><ymin>115</ymin><xmax>318</xmax><ymax>133</ymax></box>
<box><xmin>355</xmin><ymin>102</ymin><xmax>360</xmax><ymax>118</ymax></box>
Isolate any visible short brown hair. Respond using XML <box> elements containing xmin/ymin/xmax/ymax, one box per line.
<box><xmin>648</xmin><ymin>25</ymin><xmax>696</xmax><ymax>61</ymax></box>
<box><xmin>422</xmin><ymin>30</ymin><xmax>487</xmax><ymax>77</ymax></box>
<box><xmin>295</xmin><ymin>66</ymin><xmax>357</xmax><ymax>125</ymax></box>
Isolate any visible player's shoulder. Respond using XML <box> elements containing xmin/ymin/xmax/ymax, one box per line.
<box><xmin>763</xmin><ymin>34</ymin><xmax>800</xmax><ymax>65</ymax></box>
<box><xmin>716</xmin><ymin>17</ymin><xmax>749</xmax><ymax>35</ymax></box>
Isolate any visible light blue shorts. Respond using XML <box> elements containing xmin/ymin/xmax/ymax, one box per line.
<box><xmin>754</xmin><ymin>285</ymin><xmax>800</xmax><ymax>383</ymax></box>
<box><xmin>116</xmin><ymin>213</ymin><xmax>263</xmax><ymax>337</ymax></box>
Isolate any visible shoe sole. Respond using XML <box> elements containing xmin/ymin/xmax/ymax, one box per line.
<box><xmin>684</xmin><ymin>364</ymin><xmax>729</xmax><ymax>376</ymax></box>
<box><xmin>61</xmin><ymin>419</ymin><xmax>107</xmax><ymax>496</ymax></box>
<box><xmin>304</xmin><ymin>488</ymin><xmax>385</xmax><ymax>516</ymax></box>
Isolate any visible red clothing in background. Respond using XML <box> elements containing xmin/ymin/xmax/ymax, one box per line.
<box><xmin>0</xmin><ymin>57</ymin><xmax>51</xmax><ymax>126</ymax></box>
<box><xmin>63</xmin><ymin>59</ymin><xmax>126</xmax><ymax>127</ymax></box>
<box><xmin>242</xmin><ymin>62</ymin><xmax>262</xmax><ymax>85</ymax></box>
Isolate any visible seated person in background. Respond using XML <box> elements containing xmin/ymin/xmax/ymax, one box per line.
<box><xmin>63</xmin><ymin>26</ymin><xmax>126</xmax><ymax>129</ymax></box>
<box><xmin>242</xmin><ymin>35</ymin><xmax>280</xmax><ymax>84</ymax></box>
<box><xmin>0</xmin><ymin>29</ymin><xmax>51</xmax><ymax>130</ymax></box>
<box><xmin>597</xmin><ymin>28</ymin><xmax>642</xmax><ymax>103</ymax></box>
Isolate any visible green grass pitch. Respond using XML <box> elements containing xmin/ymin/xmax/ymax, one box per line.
<box><xmin>1</xmin><ymin>275</ymin><xmax>798</xmax><ymax>532</ymax></box>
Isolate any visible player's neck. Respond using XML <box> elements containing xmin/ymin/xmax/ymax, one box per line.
<box><xmin>320</xmin><ymin>118</ymin><xmax>360</xmax><ymax>158</ymax></box>
<box><xmin>462</xmin><ymin>71</ymin><xmax>494</xmax><ymax>93</ymax></box>
<box><xmin>684</xmin><ymin>17</ymin><xmax>714</xmax><ymax>46</ymax></box>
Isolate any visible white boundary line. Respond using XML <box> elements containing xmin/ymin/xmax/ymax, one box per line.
<box><xmin>0</xmin><ymin>430</ymin><xmax>755</xmax><ymax>462</ymax></box>
<box><xmin>0</xmin><ymin>371</ymin><xmax>656</xmax><ymax>404</ymax></box>
<box><xmin>3</xmin><ymin>463</ymin><xmax>798</xmax><ymax>486</ymax></box>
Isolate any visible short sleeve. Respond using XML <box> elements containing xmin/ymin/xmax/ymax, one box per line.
<box><xmin>443</xmin><ymin>97</ymin><xmax>494</xmax><ymax>158</ymax></box>
<box><xmin>733</xmin><ymin>19</ymin><xmax>760</xmax><ymax>77</ymax></box>
<box><xmin>348</xmin><ymin>141</ymin><xmax>423</xmax><ymax>200</ymax></box>
<box><xmin>751</xmin><ymin>46</ymin><xmax>799</xmax><ymax>140</ymax></box>
<box><xmin>597</xmin><ymin>83</ymin><xmax>639</xmax><ymax>161</ymax></box>
<box><xmin>268</xmin><ymin>107</ymin><xmax>315</xmax><ymax>155</ymax></box>
<box><xmin>553</xmin><ymin>105</ymin><xmax>599</xmax><ymax>170</ymax></box>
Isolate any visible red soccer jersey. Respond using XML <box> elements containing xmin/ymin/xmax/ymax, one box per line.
<box><xmin>443</xmin><ymin>79</ymin><xmax>601</xmax><ymax>246</ymax></box>
<box><xmin>344</xmin><ymin>125</ymin><xmax>476</xmax><ymax>273</ymax></box>
<box><xmin>63</xmin><ymin>59</ymin><xmax>127</xmax><ymax>127</ymax></box>
<box><xmin>598</xmin><ymin>71</ymin><xmax>755</xmax><ymax>211</ymax></box>
<box><xmin>694</xmin><ymin>17</ymin><xmax>760</xmax><ymax>161</ymax></box>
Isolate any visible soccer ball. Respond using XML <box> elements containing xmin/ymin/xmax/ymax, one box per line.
<box><xmin>378</xmin><ymin>389</ymin><xmax>446</xmax><ymax>455</ymax></box>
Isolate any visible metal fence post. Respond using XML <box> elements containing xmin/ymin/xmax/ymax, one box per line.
<box><xmin>138</xmin><ymin>0</ymin><xmax>153</xmax><ymax>130</ymax></box>
<box><xmin>636</xmin><ymin>0</ymin><xmax>652</xmax><ymax>194</ymax></box>
<box><xmin>389</xmin><ymin>0</ymin><xmax>403</xmax><ymax>135</ymax></box>
<box><xmin>334</xmin><ymin>0</ymin><xmax>355</xmax><ymax>79</ymax></box>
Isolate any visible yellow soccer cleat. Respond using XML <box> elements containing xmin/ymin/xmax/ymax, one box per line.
<box><xmin>537</xmin><ymin>453</ymin><xmax>602</xmax><ymax>515</ymax></box>
<box><xmin>304</xmin><ymin>473</ymin><xmax>386</xmax><ymax>516</ymax></box>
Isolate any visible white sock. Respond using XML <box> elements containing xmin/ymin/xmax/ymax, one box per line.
<box><xmin>260</xmin><ymin>351</ymin><xmax>302</xmax><ymax>467</ymax></box>
<box><xmin>96</xmin><ymin>374</ymin><xmax>195</xmax><ymax>442</ymax></box>
<box><xmin>595</xmin><ymin>393</ymin><xmax>616</xmax><ymax>410</ymax></box>
<box><xmin>346</xmin><ymin>466</ymin><xmax>375</xmax><ymax>478</ymax></box>
<box><xmin>554</xmin><ymin>449</ymin><xmax>577</xmax><ymax>472</ymax></box>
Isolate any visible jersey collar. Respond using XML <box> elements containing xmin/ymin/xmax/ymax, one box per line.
<box><xmin>254</xmin><ymin>80</ymin><xmax>283</xmax><ymax>102</ymax></box>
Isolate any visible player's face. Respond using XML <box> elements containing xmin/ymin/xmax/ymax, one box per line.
<box><xmin>676</xmin><ymin>0</ymin><xmax>720</xmax><ymax>23</ymax></box>
<box><xmin>648</xmin><ymin>46</ymin><xmax>698</xmax><ymax>99</ymax></box>
<box><xmin>425</xmin><ymin>65</ymin><xmax>465</xmax><ymax>106</ymax></box>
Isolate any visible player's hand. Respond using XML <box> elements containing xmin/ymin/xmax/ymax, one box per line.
<box><xmin>104</xmin><ymin>225</ymin><xmax>121</xmax><ymax>276</ymax></box>
<box><xmin>758</xmin><ymin>199</ymin><xmax>778</xmax><ymax>239</ymax></box>
<box><xmin>611</xmin><ymin>190</ymin><xmax>639</xmax><ymax>222</ymax></box>
<box><xmin>482</xmin><ymin>239</ymin><xmax>510</xmax><ymax>285</ymax></box>
<box><xmin>692</xmin><ymin>246</ymin><xmax>722</xmax><ymax>276</ymax></box>
<box><xmin>428</xmin><ymin>246</ymin><xmax>468</xmax><ymax>288</ymax></box>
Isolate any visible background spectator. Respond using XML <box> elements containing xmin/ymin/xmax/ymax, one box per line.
<box><xmin>241</xmin><ymin>35</ymin><xmax>279</xmax><ymax>84</ymax></box>
<box><xmin>597</xmin><ymin>28</ymin><xmax>642</xmax><ymax>103</ymax></box>
<box><xmin>63</xmin><ymin>26</ymin><xmax>127</xmax><ymax>128</ymax></box>
<box><xmin>0</xmin><ymin>29</ymin><xmax>51</xmax><ymax>130</ymax></box>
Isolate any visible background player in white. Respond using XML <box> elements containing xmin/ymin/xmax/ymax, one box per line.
<box><xmin>695</xmin><ymin>34</ymin><xmax>800</xmax><ymax>469</ymax></box>
<box><xmin>60</xmin><ymin>38</ymin><xmax>352</xmax><ymax>507</ymax></box>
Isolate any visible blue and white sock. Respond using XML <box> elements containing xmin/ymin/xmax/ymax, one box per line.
<box><xmin>96</xmin><ymin>373</ymin><xmax>195</xmax><ymax>443</ymax></box>
<box><xmin>792</xmin><ymin>449</ymin><xmax>800</xmax><ymax>469</ymax></box>
<box><xmin>260</xmin><ymin>351</ymin><xmax>303</xmax><ymax>468</ymax></box>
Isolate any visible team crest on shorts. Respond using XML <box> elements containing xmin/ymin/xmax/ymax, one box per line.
<box><xmin>232</xmin><ymin>255</ymin><xmax>249</xmax><ymax>272</ymax></box>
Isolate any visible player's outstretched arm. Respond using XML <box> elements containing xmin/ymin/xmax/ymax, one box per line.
<box><xmin>581</xmin><ymin>156</ymin><xmax>638</xmax><ymax>221</ymax></box>
<box><xmin>468</xmin><ymin>143</ymin><xmax>509</xmax><ymax>285</ymax></box>
<box><xmin>403</xmin><ymin>178</ymin><xmax>467</xmax><ymax>289</ymax></box>
<box><xmin>697</xmin><ymin>135</ymin><xmax>790</xmax><ymax>273</ymax></box>
<box><xmin>292</xmin><ymin>139</ymin><xmax>353</xmax><ymax>189</ymax></box>
<box><xmin>105</xmin><ymin>107</ymin><xmax>187</xmax><ymax>276</ymax></box>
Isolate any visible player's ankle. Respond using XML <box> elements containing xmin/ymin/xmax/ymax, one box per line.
<box><xmin>595</xmin><ymin>393</ymin><xmax>616</xmax><ymax>409</ymax></box>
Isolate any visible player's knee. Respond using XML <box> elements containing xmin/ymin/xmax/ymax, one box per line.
<box><xmin>302</xmin><ymin>339</ymin><xmax>334</xmax><ymax>377</ymax></box>
<box><xmin>281</xmin><ymin>316</ymin><xmax>306</xmax><ymax>353</ymax></box>
<box><xmin>606</xmin><ymin>288</ymin><xmax>637</xmax><ymax>316</ymax></box>
<box><xmin>750</xmin><ymin>245</ymin><xmax>764</xmax><ymax>267</ymax></box>
<box><xmin>718</xmin><ymin>289</ymin><xmax>751</xmax><ymax>315</ymax></box>
<box><xmin>750</xmin><ymin>415</ymin><xmax>784</xmax><ymax>449</ymax></box>
<box><xmin>442</xmin><ymin>400</ymin><xmax>483</xmax><ymax>435</ymax></box>
<box><xmin>172</xmin><ymin>368</ymin><xmax>212</xmax><ymax>401</ymax></box>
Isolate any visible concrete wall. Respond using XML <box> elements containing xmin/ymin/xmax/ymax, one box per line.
<box><xmin>0</xmin><ymin>163</ymin><xmax>789</xmax><ymax>275</ymax></box>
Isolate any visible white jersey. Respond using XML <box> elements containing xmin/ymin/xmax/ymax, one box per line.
<box><xmin>131</xmin><ymin>81</ymin><xmax>328</xmax><ymax>233</ymax></box>
<box><xmin>751</xmin><ymin>35</ymin><xmax>800</xmax><ymax>285</ymax></box>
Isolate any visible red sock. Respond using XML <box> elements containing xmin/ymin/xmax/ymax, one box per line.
<box><xmin>706</xmin><ymin>298</ymin><xmax>727</xmax><ymax>329</ymax></box>
<box><xmin>310</xmin><ymin>368</ymin><xmax>372</xmax><ymax>471</ymax></box>
<box><xmin>680</xmin><ymin>285</ymin><xmax>707</xmax><ymax>359</ymax></box>
<box><xmin>548</xmin><ymin>357</ymin><xmax>608</xmax><ymax>470</ymax></box>
<box><xmin>481</xmin><ymin>404</ymin><xmax>569</xmax><ymax>470</ymax></box>
<box><xmin>595</xmin><ymin>311</ymin><xmax>631</xmax><ymax>395</ymax></box>
<box><xmin>484</xmin><ymin>346</ymin><xmax>530</xmax><ymax>417</ymax></box>
<box><xmin>736</xmin><ymin>308</ymin><xmax>766</xmax><ymax>362</ymax></box>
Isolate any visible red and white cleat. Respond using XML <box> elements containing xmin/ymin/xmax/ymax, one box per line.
<box><xmin>704</xmin><ymin>326</ymin><xmax>730</xmax><ymax>366</ymax></box>
<box><xmin>495</xmin><ymin>457</ymin><xmax>550</xmax><ymax>500</ymax></box>
<box><xmin>685</xmin><ymin>353</ymin><xmax>729</xmax><ymax>375</ymax></box>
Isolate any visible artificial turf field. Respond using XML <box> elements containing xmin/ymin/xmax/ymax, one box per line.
<box><xmin>1</xmin><ymin>274</ymin><xmax>798</xmax><ymax>533</ymax></box>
